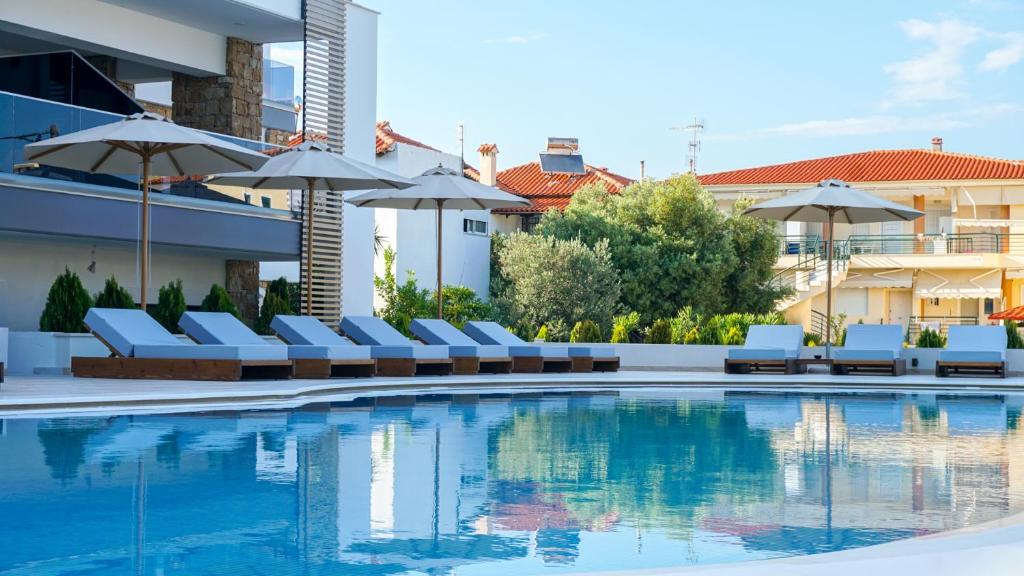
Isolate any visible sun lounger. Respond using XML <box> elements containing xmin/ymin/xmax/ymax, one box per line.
<box><xmin>463</xmin><ymin>321</ymin><xmax>619</xmax><ymax>372</ymax></box>
<box><xmin>268</xmin><ymin>315</ymin><xmax>376</xmax><ymax>378</ymax></box>
<box><xmin>936</xmin><ymin>325</ymin><xmax>1007</xmax><ymax>378</ymax></box>
<box><xmin>73</xmin><ymin>308</ymin><xmax>292</xmax><ymax>381</ymax></box>
<box><xmin>409</xmin><ymin>318</ymin><xmax>513</xmax><ymax>375</ymax></box>
<box><xmin>831</xmin><ymin>324</ymin><xmax>907</xmax><ymax>376</ymax></box>
<box><xmin>724</xmin><ymin>324</ymin><xmax>805</xmax><ymax>374</ymax></box>
<box><xmin>339</xmin><ymin>316</ymin><xmax>453</xmax><ymax>377</ymax></box>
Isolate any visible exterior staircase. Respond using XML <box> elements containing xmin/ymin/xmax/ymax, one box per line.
<box><xmin>772</xmin><ymin>241</ymin><xmax>850</xmax><ymax>312</ymax></box>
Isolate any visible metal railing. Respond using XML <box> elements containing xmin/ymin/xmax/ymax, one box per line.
<box><xmin>778</xmin><ymin>235</ymin><xmax>822</xmax><ymax>257</ymax></box>
<box><xmin>779</xmin><ymin>233</ymin><xmax>1024</xmax><ymax>257</ymax></box>
<box><xmin>907</xmin><ymin>315</ymin><xmax>978</xmax><ymax>341</ymax></box>
<box><xmin>771</xmin><ymin>240</ymin><xmax>850</xmax><ymax>295</ymax></box>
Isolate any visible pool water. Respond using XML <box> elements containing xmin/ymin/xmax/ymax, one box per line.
<box><xmin>1</xmin><ymin>390</ymin><xmax>1023</xmax><ymax>575</ymax></box>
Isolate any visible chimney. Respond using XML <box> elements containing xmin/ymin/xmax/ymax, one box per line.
<box><xmin>478</xmin><ymin>143</ymin><xmax>498</xmax><ymax>186</ymax></box>
<box><xmin>931</xmin><ymin>136</ymin><xmax>943</xmax><ymax>152</ymax></box>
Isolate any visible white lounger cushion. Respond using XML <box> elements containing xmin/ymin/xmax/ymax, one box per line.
<box><xmin>286</xmin><ymin>345</ymin><xmax>372</xmax><ymax>360</ymax></box>
<box><xmin>340</xmin><ymin>316</ymin><xmax>449</xmax><ymax>359</ymax></box>
<box><xmin>85</xmin><ymin>308</ymin><xmax>187</xmax><ymax>357</ymax></box>
<box><xmin>940</xmin><ymin>325</ymin><xmax>1007</xmax><ymax>362</ymax></box>
<box><xmin>463</xmin><ymin>321</ymin><xmax>570</xmax><ymax>358</ymax></box>
<box><xmin>180</xmin><ymin>311</ymin><xmax>269</xmax><ymax>346</ymax></box>
<box><xmin>833</xmin><ymin>324</ymin><xmax>904</xmax><ymax>361</ymax></box>
<box><xmin>728</xmin><ymin>325</ymin><xmax>803</xmax><ymax>361</ymax></box>
<box><xmin>134</xmin><ymin>344</ymin><xmax>288</xmax><ymax>361</ymax></box>
<box><xmin>410</xmin><ymin>319</ymin><xmax>510</xmax><ymax>358</ymax></box>
<box><xmin>272</xmin><ymin>315</ymin><xmax>353</xmax><ymax>346</ymax></box>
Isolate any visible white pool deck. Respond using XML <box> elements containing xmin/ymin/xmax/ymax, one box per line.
<box><xmin>3</xmin><ymin>368</ymin><xmax>1024</xmax><ymax>575</ymax></box>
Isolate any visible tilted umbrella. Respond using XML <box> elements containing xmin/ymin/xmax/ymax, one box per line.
<box><xmin>208</xmin><ymin>141</ymin><xmax>414</xmax><ymax>315</ymax></box>
<box><xmin>744</xmin><ymin>179</ymin><xmax>923</xmax><ymax>356</ymax></box>
<box><xmin>23</xmin><ymin>112</ymin><xmax>270</xmax><ymax>308</ymax></box>
<box><xmin>345</xmin><ymin>165</ymin><xmax>530</xmax><ymax>318</ymax></box>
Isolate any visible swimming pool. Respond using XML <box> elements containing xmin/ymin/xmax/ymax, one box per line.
<box><xmin>1</xmin><ymin>389</ymin><xmax>1022</xmax><ymax>575</ymax></box>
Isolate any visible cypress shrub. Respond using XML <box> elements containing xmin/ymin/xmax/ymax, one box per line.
<box><xmin>610</xmin><ymin>324</ymin><xmax>629</xmax><ymax>344</ymax></box>
<box><xmin>39</xmin><ymin>268</ymin><xmax>93</xmax><ymax>333</ymax></box>
<box><xmin>152</xmin><ymin>280</ymin><xmax>186</xmax><ymax>333</ymax></box>
<box><xmin>200</xmin><ymin>284</ymin><xmax>240</xmax><ymax>318</ymax></box>
<box><xmin>611</xmin><ymin>312</ymin><xmax>641</xmax><ymax>343</ymax></box>
<box><xmin>1006</xmin><ymin>320</ymin><xmax>1024</xmax><ymax>349</ymax></box>
<box><xmin>255</xmin><ymin>293</ymin><xmax>292</xmax><ymax>335</ymax></box>
<box><xmin>93</xmin><ymin>276</ymin><xmax>136</xmax><ymax>309</ymax></box>
<box><xmin>915</xmin><ymin>327</ymin><xmax>946</xmax><ymax>348</ymax></box>
<box><xmin>645</xmin><ymin>319</ymin><xmax>673</xmax><ymax>344</ymax></box>
<box><xmin>569</xmin><ymin>320</ymin><xmax>601</xmax><ymax>343</ymax></box>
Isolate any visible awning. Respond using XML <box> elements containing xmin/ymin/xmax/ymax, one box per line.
<box><xmin>842</xmin><ymin>268</ymin><xmax>913</xmax><ymax>289</ymax></box>
<box><xmin>990</xmin><ymin>305</ymin><xmax>1024</xmax><ymax>321</ymax></box>
<box><xmin>915</xmin><ymin>269</ymin><xmax>1002</xmax><ymax>300</ymax></box>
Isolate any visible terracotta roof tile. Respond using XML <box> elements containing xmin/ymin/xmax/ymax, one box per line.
<box><xmin>375</xmin><ymin>120</ymin><xmax>440</xmax><ymax>156</ymax></box>
<box><xmin>698</xmin><ymin>149</ymin><xmax>1024</xmax><ymax>186</ymax></box>
<box><xmin>478</xmin><ymin>143</ymin><xmax>498</xmax><ymax>154</ymax></box>
<box><xmin>491</xmin><ymin>161</ymin><xmax>633</xmax><ymax>215</ymax></box>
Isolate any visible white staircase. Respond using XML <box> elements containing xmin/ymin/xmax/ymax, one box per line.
<box><xmin>773</xmin><ymin>255</ymin><xmax>849</xmax><ymax>312</ymax></box>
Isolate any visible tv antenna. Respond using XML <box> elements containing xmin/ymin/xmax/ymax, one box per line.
<box><xmin>670</xmin><ymin>117</ymin><xmax>705</xmax><ymax>173</ymax></box>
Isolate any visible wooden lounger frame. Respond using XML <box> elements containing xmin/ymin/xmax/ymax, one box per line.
<box><xmin>723</xmin><ymin>358</ymin><xmax>806</xmax><ymax>375</ymax></box>
<box><xmin>831</xmin><ymin>359</ymin><xmax>907</xmax><ymax>376</ymax></box>
<box><xmin>73</xmin><ymin>331</ymin><xmax>293</xmax><ymax>381</ymax></box>
<box><xmin>511</xmin><ymin>356</ymin><xmax>572</xmax><ymax>373</ymax></box>
<box><xmin>570</xmin><ymin>356</ymin><xmax>621</xmax><ymax>373</ymax></box>
<box><xmin>376</xmin><ymin>357</ymin><xmax>453</xmax><ymax>377</ymax></box>
<box><xmin>936</xmin><ymin>360</ymin><xmax>1006</xmax><ymax>378</ymax></box>
<box><xmin>292</xmin><ymin>358</ymin><xmax>376</xmax><ymax>379</ymax></box>
<box><xmin>451</xmin><ymin>356</ymin><xmax>513</xmax><ymax>375</ymax></box>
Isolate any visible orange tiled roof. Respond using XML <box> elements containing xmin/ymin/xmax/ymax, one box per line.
<box><xmin>375</xmin><ymin>120</ymin><xmax>439</xmax><ymax>156</ymax></box>
<box><xmin>698</xmin><ymin>149</ymin><xmax>1024</xmax><ymax>186</ymax></box>
<box><xmin>478</xmin><ymin>143</ymin><xmax>498</xmax><ymax>154</ymax></box>
<box><xmin>490</xmin><ymin>161</ymin><xmax>633</xmax><ymax>215</ymax></box>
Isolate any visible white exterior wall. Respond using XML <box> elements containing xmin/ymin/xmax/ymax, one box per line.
<box><xmin>490</xmin><ymin>214</ymin><xmax>522</xmax><ymax>235</ymax></box>
<box><xmin>339</xmin><ymin>3</ymin><xmax>379</xmax><ymax>316</ymax></box>
<box><xmin>0</xmin><ymin>236</ymin><xmax>228</xmax><ymax>331</ymax></box>
<box><xmin>373</xmin><ymin>144</ymin><xmax>493</xmax><ymax>309</ymax></box>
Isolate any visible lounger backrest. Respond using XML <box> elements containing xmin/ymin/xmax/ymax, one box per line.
<box><xmin>844</xmin><ymin>324</ymin><xmax>904</xmax><ymax>353</ymax></box>
<box><xmin>463</xmin><ymin>321</ymin><xmax>526</xmax><ymax>346</ymax></box>
<box><xmin>340</xmin><ymin>316</ymin><xmax>410</xmax><ymax>346</ymax></box>
<box><xmin>410</xmin><ymin>319</ymin><xmax>478</xmax><ymax>346</ymax></box>
<box><xmin>85</xmin><ymin>308</ymin><xmax>182</xmax><ymax>357</ymax></box>
<box><xmin>946</xmin><ymin>325</ymin><xmax>1007</xmax><ymax>351</ymax></box>
<box><xmin>179</xmin><ymin>311</ymin><xmax>266</xmax><ymax>346</ymax></box>
<box><xmin>271</xmin><ymin>315</ymin><xmax>350</xmax><ymax>346</ymax></box>
<box><xmin>744</xmin><ymin>325</ymin><xmax>803</xmax><ymax>357</ymax></box>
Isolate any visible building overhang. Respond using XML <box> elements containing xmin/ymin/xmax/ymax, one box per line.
<box><xmin>0</xmin><ymin>173</ymin><xmax>299</xmax><ymax>261</ymax></box>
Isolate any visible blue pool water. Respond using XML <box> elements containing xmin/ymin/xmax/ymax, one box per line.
<box><xmin>1</xmin><ymin>390</ymin><xmax>1023</xmax><ymax>575</ymax></box>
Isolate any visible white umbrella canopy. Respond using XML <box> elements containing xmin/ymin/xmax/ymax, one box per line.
<box><xmin>23</xmin><ymin>112</ymin><xmax>271</xmax><ymax>308</ymax></box>
<box><xmin>743</xmin><ymin>179</ymin><xmax>923</xmax><ymax>356</ymax></box>
<box><xmin>345</xmin><ymin>165</ymin><xmax>531</xmax><ymax>317</ymax></box>
<box><xmin>208</xmin><ymin>140</ymin><xmax>415</xmax><ymax>315</ymax></box>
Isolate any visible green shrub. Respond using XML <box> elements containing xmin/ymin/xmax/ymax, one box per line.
<box><xmin>256</xmin><ymin>293</ymin><xmax>291</xmax><ymax>335</ymax></box>
<box><xmin>39</xmin><ymin>268</ymin><xmax>93</xmax><ymax>333</ymax></box>
<box><xmin>803</xmin><ymin>332</ymin><xmax>819</xmax><ymax>347</ymax></box>
<box><xmin>611</xmin><ymin>312</ymin><xmax>641</xmax><ymax>343</ymax></box>
<box><xmin>437</xmin><ymin>285</ymin><xmax>492</xmax><ymax>329</ymax></box>
<box><xmin>200</xmin><ymin>284</ymin><xmax>240</xmax><ymax>318</ymax></box>
<box><xmin>374</xmin><ymin>247</ymin><xmax>433</xmax><ymax>336</ymax></box>
<box><xmin>266</xmin><ymin>276</ymin><xmax>300</xmax><ymax>313</ymax></box>
<box><xmin>535</xmin><ymin>324</ymin><xmax>549</xmax><ymax>342</ymax></box>
<box><xmin>696</xmin><ymin>315</ymin><xmax>723</xmax><ymax>345</ymax></box>
<box><xmin>755</xmin><ymin>311</ymin><xmax>786</xmax><ymax>326</ymax></box>
<box><xmin>683</xmin><ymin>326</ymin><xmax>700</xmax><ymax>344</ymax></box>
<box><xmin>722</xmin><ymin>326</ymin><xmax>745</xmax><ymax>345</ymax></box>
<box><xmin>93</xmin><ymin>276</ymin><xmax>136</xmax><ymax>309</ymax></box>
<box><xmin>915</xmin><ymin>327</ymin><xmax>946</xmax><ymax>348</ymax></box>
<box><xmin>570</xmin><ymin>320</ymin><xmax>602</xmax><ymax>343</ymax></box>
<box><xmin>543</xmin><ymin>319</ymin><xmax>569</xmax><ymax>342</ymax></box>
<box><xmin>719</xmin><ymin>312</ymin><xmax>756</xmax><ymax>338</ymax></box>
<box><xmin>670</xmin><ymin>307</ymin><xmax>699</xmax><ymax>343</ymax></box>
<box><xmin>1006</xmin><ymin>320</ymin><xmax>1024</xmax><ymax>349</ymax></box>
<box><xmin>645</xmin><ymin>318</ymin><xmax>673</xmax><ymax>344</ymax></box>
<box><xmin>152</xmin><ymin>279</ymin><xmax>186</xmax><ymax>333</ymax></box>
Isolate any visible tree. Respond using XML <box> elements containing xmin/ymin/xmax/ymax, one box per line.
<box><xmin>266</xmin><ymin>276</ymin><xmax>299</xmax><ymax>313</ymax></box>
<box><xmin>255</xmin><ymin>293</ymin><xmax>291</xmax><ymax>335</ymax></box>
<box><xmin>93</xmin><ymin>276</ymin><xmax>136</xmax><ymax>309</ymax></box>
<box><xmin>152</xmin><ymin>279</ymin><xmax>186</xmax><ymax>333</ymax></box>
<box><xmin>39</xmin><ymin>268</ymin><xmax>93</xmax><ymax>333</ymax></box>
<box><xmin>570</xmin><ymin>320</ymin><xmax>601</xmax><ymax>343</ymax></box>
<box><xmin>374</xmin><ymin>246</ymin><xmax>433</xmax><ymax>335</ymax></box>
<box><xmin>491</xmin><ymin>232</ymin><xmax>620</xmax><ymax>334</ymax></box>
<box><xmin>535</xmin><ymin>175</ymin><xmax>783</xmax><ymax>322</ymax></box>
<box><xmin>200</xmin><ymin>284</ymin><xmax>240</xmax><ymax>318</ymax></box>
<box><xmin>436</xmin><ymin>285</ymin><xmax>492</xmax><ymax>329</ymax></box>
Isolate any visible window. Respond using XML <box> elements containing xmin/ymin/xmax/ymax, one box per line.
<box><xmin>243</xmin><ymin>193</ymin><xmax>252</xmax><ymax>204</ymax></box>
<box><xmin>463</xmin><ymin>218</ymin><xmax>488</xmax><ymax>235</ymax></box>
<box><xmin>261</xmin><ymin>196</ymin><xmax>272</xmax><ymax>208</ymax></box>
<box><xmin>984</xmin><ymin>298</ymin><xmax>995</xmax><ymax>315</ymax></box>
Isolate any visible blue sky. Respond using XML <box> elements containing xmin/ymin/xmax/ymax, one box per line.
<box><xmin>283</xmin><ymin>0</ymin><xmax>1024</xmax><ymax>179</ymax></box>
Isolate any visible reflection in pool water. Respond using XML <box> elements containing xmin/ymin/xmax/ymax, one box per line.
<box><xmin>1</xmin><ymin>390</ymin><xmax>1022</xmax><ymax>575</ymax></box>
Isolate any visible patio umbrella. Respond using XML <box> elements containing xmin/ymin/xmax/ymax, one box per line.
<box><xmin>208</xmin><ymin>140</ymin><xmax>414</xmax><ymax>315</ymax></box>
<box><xmin>744</xmin><ymin>179</ymin><xmax>922</xmax><ymax>356</ymax></box>
<box><xmin>345</xmin><ymin>165</ymin><xmax>530</xmax><ymax>317</ymax></box>
<box><xmin>989</xmin><ymin>306</ymin><xmax>1024</xmax><ymax>321</ymax></box>
<box><xmin>23</xmin><ymin>112</ymin><xmax>270</xmax><ymax>308</ymax></box>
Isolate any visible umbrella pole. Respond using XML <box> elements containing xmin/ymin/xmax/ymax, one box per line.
<box><xmin>436</xmin><ymin>200</ymin><xmax>444</xmax><ymax>319</ymax></box>
<box><xmin>140</xmin><ymin>153</ymin><xmax>150</xmax><ymax>310</ymax></box>
<box><xmin>825</xmin><ymin>210</ymin><xmax>834</xmax><ymax>358</ymax></box>
<box><xmin>306</xmin><ymin>180</ymin><xmax>315</xmax><ymax>317</ymax></box>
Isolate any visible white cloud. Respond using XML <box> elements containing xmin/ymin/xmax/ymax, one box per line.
<box><xmin>882</xmin><ymin>19</ymin><xmax>981</xmax><ymax>106</ymax></box>
<box><xmin>484</xmin><ymin>32</ymin><xmax>545</xmax><ymax>45</ymax></box>
<box><xmin>980</xmin><ymin>33</ymin><xmax>1024</xmax><ymax>71</ymax></box>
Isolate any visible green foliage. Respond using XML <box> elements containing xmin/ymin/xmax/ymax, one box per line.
<box><xmin>374</xmin><ymin>246</ymin><xmax>433</xmax><ymax>336</ymax></box>
<box><xmin>490</xmin><ymin>232</ymin><xmax>620</xmax><ymax>335</ymax></box>
<box><xmin>535</xmin><ymin>175</ymin><xmax>785</xmax><ymax>323</ymax></box>
<box><xmin>683</xmin><ymin>326</ymin><xmax>700</xmax><ymax>344</ymax></box>
<box><xmin>93</xmin><ymin>276</ymin><xmax>135</xmax><ymax>309</ymax></box>
<box><xmin>535</xmin><ymin>324</ymin><xmax>548</xmax><ymax>342</ymax></box>
<box><xmin>1006</xmin><ymin>320</ymin><xmax>1024</xmax><ymax>349</ymax></box>
<box><xmin>670</xmin><ymin>307</ymin><xmax>699</xmax><ymax>344</ymax></box>
<box><xmin>722</xmin><ymin>326</ymin><xmax>745</xmax><ymax>345</ymax></box>
<box><xmin>437</xmin><ymin>285</ymin><xmax>492</xmax><ymax>329</ymax></box>
<box><xmin>611</xmin><ymin>312</ymin><xmax>641</xmax><ymax>343</ymax></box>
<box><xmin>803</xmin><ymin>332</ymin><xmax>819</xmax><ymax>346</ymax></box>
<box><xmin>39</xmin><ymin>268</ymin><xmax>93</xmax><ymax>333</ymax></box>
<box><xmin>696</xmin><ymin>315</ymin><xmax>724</xmax><ymax>345</ymax></box>
<box><xmin>152</xmin><ymin>280</ymin><xmax>186</xmax><ymax>334</ymax></box>
<box><xmin>255</xmin><ymin>293</ymin><xmax>291</xmax><ymax>335</ymax></box>
<box><xmin>915</xmin><ymin>327</ymin><xmax>946</xmax><ymax>348</ymax></box>
<box><xmin>829</xmin><ymin>312</ymin><xmax>848</xmax><ymax>346</ymax></box>
<box><xmin>200</xmin><ymin>284</ymin><xmax>240</xmax><ymax>318</ymax></box>
<box><xmin>265</xmin><ymin>277</ymin><xmax>299</xmax><ymax>313</ymax></box>
<box><xmin>755</xmin><ymin>311</ymin><xmax>787</xmax><ymax>326</ymax></box>
<box><xmin>570</xmin><ymin>320</ymin><xmax>602</xmax><ymax>343</ymax></box>
<box><xmin>645</xmin><ymin>318</ymin><xmax>673</xmax><ymax>344</ymax></box>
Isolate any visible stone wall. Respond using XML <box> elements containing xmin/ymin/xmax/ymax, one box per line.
<box><xmin>171</xmin><ymin>37</ymin><xmax>262</xmax><ymax>140</ymax></box>
<box><xmin>226</xmin><ymin>260</ymin><xmax>260</xmax><ymax>326</ymax></box>
<box><xmin>265</xmin><ymin>128</ymin><xmax>293</xmax><ymax>146</ymax></box>
<box><xmin>85</xmin><ymin>55</ymin><xmax>135</xmax><ymax>97</ymax></box>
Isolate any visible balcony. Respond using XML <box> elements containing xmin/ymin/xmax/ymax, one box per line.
<box><xmin>777</xmin><ymin>233</ymin><xmax>1024</xmax><ymax>259</ymax></box>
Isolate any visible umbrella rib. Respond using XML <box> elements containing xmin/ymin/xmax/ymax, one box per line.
<box><xmin>107</xmin><ymin>141</ymin><xmax>144</xmax><ymax>156</ymax></box>
<box><xmin>885</xmin><ymin>208</ymin><xmax>911</xmax><ymax>221</ymax></box>
<box><xmin>252</xmin><ymin>176</ymin><xmax>270</xmax><ymax>189</ymax></box>
<box><xmin>414</xmin><ymin>198</ymin><xmax>424</xmax><ymax>210</ymax></box>
<box><xmin>471</xmin><ymin>198</ymin><xmax>486</xmax><ymax>210</ymax></box>
<box><xmin>201</xmin><ymin>145</ymin><xmax>253</xmax><ymax>171</ymax></box>
<box><xmin>165</xmin><ymin>150</ymin><xmax>185</xmax><ymax>177</ymax></box>
<box><xmin>25</xmin><ymin>142</ymin><xmax>75</xmax><ymax>161</ymax></box>
<box><xmin>781</xmin><ymin>206</ymin><xmax>803</xmax><ymax>221</ymax></box>
<box><xmin>89</xmin><ymin>144</ymin><xmax>119</xmax><ymax>173</ymax></box>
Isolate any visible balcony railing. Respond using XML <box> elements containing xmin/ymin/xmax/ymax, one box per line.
<box><xmin>778</xmin><ymin>233</ymin><xmax>1024</xmax><ymax>257</ymax></box>
<box><xmin>907</xmin><ymin>316</ymin><xmax>978</xmax><ymax>341</ymax></box>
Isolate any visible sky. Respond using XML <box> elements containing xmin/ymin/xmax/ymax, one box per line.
<box><xmin>270</xmin><ymin>0</ymin><xmax>1023</xmax><ymax>180</ymax></box>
